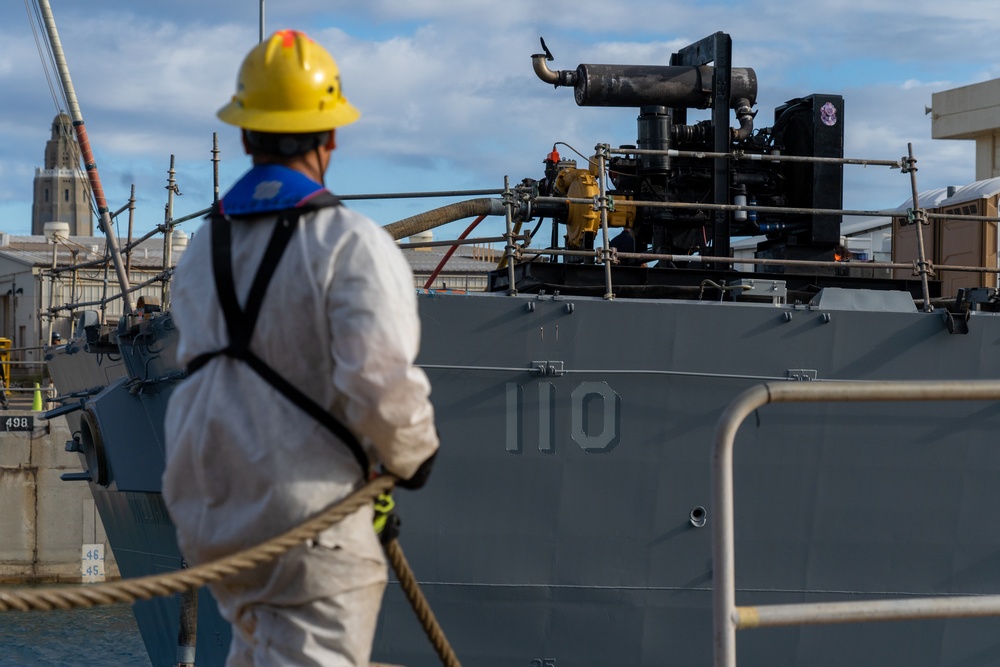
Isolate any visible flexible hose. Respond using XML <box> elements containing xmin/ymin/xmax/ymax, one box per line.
<box><xmin>383</xmin><ymin>199</ymin><xmax>504</xmax><ymax>241</ymax></box>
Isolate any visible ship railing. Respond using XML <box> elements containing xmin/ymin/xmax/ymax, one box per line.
<box><xmin>527</xmin><ymin>247</ymin><xmax>1000</xmax><ymax>276</ymax></box>
<box><xmin>711</xmin><ymin>380</ymin><xmax>1000</xmax><ymax>667</ymax></box>
<box><xmin>520</xmin><ymin>142</ymin><xmax>1000</xmax><ymax>310</ymax></box>
<box><xmin>38</xmin><ymin>142</ymin><xmax>1000</xmax><ymax>323</ymax></box>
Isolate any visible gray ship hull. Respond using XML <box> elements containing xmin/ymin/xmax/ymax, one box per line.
<box><xmin>48</xmin><ymin>286</ymin><xmax>1000</xmax><ymax>666</ymax></box>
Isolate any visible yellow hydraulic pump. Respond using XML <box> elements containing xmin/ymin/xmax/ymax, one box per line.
<box><xmin>553</xmin><ymin>161</ymin><xmax>635</xmax><ymax>249</ymax></box>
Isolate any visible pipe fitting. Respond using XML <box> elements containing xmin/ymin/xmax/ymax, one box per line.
<box><xmin>730</xmin><ymin>98</ymin><xmax>756</xmax><ymax>141</ymax></box>
<box><xmin>532</xmin><ymin>54</ymin><xmax>577</xmax><ymax>87</ymax></box>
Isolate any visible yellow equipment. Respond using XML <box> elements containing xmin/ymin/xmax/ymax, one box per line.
<box><xmin>553</xmin><ymin>160</ymin><xmax>635</xmax><ymax>249</ymax></box>
<box><xmin>217</xmin><ymin>29</ymin><xmax>360</xmax><ymax>133</ymax></box>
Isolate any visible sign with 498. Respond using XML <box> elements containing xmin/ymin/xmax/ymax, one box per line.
<box><xmin>0</xmin><ymin>415</ymin><xmax>33</xmax><ymax>432</ymax></box>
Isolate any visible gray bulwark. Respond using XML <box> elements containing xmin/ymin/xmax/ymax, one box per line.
<box><xmin>809</xmin><ymin>287</ymin><xmax>917</xmax><ymax>312</ymax></box>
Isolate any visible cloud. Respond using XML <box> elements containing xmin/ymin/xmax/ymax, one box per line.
<box><xmin>0</xmin><ymin>0</ymin><xmax>998</xmax><ymax>240</ymax></box>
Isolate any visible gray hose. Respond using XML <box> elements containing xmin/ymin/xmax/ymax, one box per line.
<box><xmin>383</xmin><ymin>198</ymin><xmax>506</xmax><ymax>241</ymax></box>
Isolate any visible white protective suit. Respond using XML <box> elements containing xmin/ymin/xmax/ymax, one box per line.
<box><xmin>163</xmin><ymin>192</ymin><xmax>439</xmax><ymax>666</ymax></box>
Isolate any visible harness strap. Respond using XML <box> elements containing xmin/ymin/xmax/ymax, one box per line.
<box><xmin>187</xmin><ymin>196</ymin><xmax>369</xmax><ymax>476</ymax></box>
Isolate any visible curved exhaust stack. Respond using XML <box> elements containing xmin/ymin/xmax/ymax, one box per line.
<box><xmin>531</xmin><ymin>38</ymin><xmax>757</xmax><ymax>112</ymax></box>
<box><xmin>531</xmin><ymin>38</ymin><xmax>577</xmax><ymax>87</ymax></box>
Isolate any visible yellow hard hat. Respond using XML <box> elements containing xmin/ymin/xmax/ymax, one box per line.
<box><xmin>217</xmin><ymin>29</ymin><xmax>360</xmax><ymax>133</ymax></box>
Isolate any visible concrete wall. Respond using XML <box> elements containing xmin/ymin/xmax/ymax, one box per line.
<box><xmin>931</xmin><ymin>78</ymin><xmax>1000</xmax><ymax>181</ymax></box>
<box><xmin>0</xmin><ymin>413</ymin><xmax>119</xmax><ymax>583</ymax></box>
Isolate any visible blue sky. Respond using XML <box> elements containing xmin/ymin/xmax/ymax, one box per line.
<box><xmin>1</xmin><ymin>0</ymin><xmax>998</xmax><ymax>242</ymax></box>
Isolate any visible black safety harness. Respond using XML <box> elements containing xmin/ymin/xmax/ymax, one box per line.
<box><xmin>186</xmin><ymin>194</ymin><xmax>370</xmax><ymax>476</ymax></box>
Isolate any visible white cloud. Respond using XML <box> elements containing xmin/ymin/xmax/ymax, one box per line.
<box><xmin>0</xmin><ymin>0</ymin><xmax>998</xmax><ymax>238</ymax></box>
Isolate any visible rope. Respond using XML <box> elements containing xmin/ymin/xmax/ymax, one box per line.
<box><xmin>0</xmin><ymin>474</ymin><xmax>462</xmax><ymax>665</ymax></box>
<box><xmin>384</xmin><ymin>538</ymin><xmax>462</xmax><ymax>667</ymax></box>
<box><xmin>0</xmin><ymin>475</ymin><xmax>395</xmax><ymax>612</ymax></box>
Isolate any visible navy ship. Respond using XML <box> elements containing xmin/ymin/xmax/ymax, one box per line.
<box><xmin>42</xmin><ymin>23</ymin><xmax>1000</xmax><ymax>667</ymax></box>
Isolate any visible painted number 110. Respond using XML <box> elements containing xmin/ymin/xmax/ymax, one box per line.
<box><xmin>506</xmin><ymin>380</ymin><xmax>621</xmax><ymax>454</ymax></box>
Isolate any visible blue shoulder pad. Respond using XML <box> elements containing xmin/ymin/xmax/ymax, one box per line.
<box><xmin>219</xmin><ymin>165</ymin><xmax>330</xmax><ymax>217</ymax></box>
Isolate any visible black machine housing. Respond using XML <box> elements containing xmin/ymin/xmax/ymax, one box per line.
<box><xmin>532</xmin><ymin>32</ymin><xmax>846</xmax><ymax>270</ymax></box>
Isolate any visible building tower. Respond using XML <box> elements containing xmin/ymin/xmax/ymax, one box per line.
<box><xmin>31</xmin><ymin>113</ymin><xmax>93</xmax><ymax>236</ymax></box>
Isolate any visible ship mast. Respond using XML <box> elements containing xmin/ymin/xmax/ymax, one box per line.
<box><xmin>35</xmin><ymin>0</ymin><xmax>135</xmax><ymax>318</ymax></box>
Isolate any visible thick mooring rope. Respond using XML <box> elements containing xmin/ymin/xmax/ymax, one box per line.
<box><xmin>0</xmin><ymin>475</ymin><xmax>395</xmax><ymax>612</ymax></box>
<box><xmin>0</xmin><ymin>474</ymin><xmax>461</xmax><ymax>663</ymax></box>
<box><xmin>384</xmin><ymin>538</ymin><xmax>461</xmax><ymax>667</ymax></box>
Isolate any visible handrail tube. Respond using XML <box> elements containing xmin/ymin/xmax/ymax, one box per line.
<box><xmin>524</xmin><ymin>246</ymin><xmax>1000</xmax><ymax>274</ymax></box>
<box><xmin>737</xmin><ymin>594</ymin><xmax>1000</xmax><ymax>628</ymax></box>
<box><xmin>397</xmin><ymin>234</ymin><xmax>525</xmax><ymax>250</ymax></box>
<box><xmin>712</xmin><ymin>380</ymin><xmax>1000</xmax><ymax>667</ymax></box>
<box><xmin>608</xmin><ymin>146</ymin><xmax>904</xmax><ymax>168</ymax></box>
<box><xmin>533</xmin><ymin>195</ymin><xmax>997</xmax><ymax>222</ymax></box>
<box><xmin>340</xmin><ymin>189</ymin><xmax>504</xmax><ymax>201</ymax></box>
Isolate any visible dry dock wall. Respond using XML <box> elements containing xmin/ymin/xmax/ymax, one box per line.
<box><xmin>0</xmin><ymin>414</ymin><xmax>119</xmax><ymax>583</ymax></box>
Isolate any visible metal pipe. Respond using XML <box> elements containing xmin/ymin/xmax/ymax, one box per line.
<box><xmin>738</xmin><ymin>595</ymin><xmax>1000</xmax><ymax>629</ymax></box>
<box><xmin>906</xmin><ymin>144</ymin><xmax>933</xmax><ymax>312</ymax></box>
<box><xmin>340</xmin><ymin>188</ymin><xmax>504</xmax><ymax>202</ymax></box>
<box><xmin>212</xmin><ymin>133</ymin><xmax>220</xmax><ymax>204</ymax></box>
<box><xmin>712</xmin><ymin>380</ymin><xmax>1000</xmax><ymax>667</ymax></box>
<box><xmin>125</xmin><ymin>184</ymin><xmax>135</xmax><ymax>279</ymax></box>
<box><xmin>109</xmin><ymin>199</ymin><xmax>132</xmax><ymax>220</ymax></box>
<box><xmin>397</xmin><ymin>234</ymin><xmax>525</xmax><ymax>250</ymax></box>
<box><xmin>534</xmin><ymin>195</ymin><xmax>917</xmax><ymax>221</ymax></box>
<box><xmin>609</xmin><ymin>146</ymin><xmax>904</xmax><ymax>169</ymax></box>
<box><xmin>163</xmin><ymin>156</ymin><xmax>177</xmax><ymax>309</ymax></box>
<box><xmin>51</xmin><ymin>208</ymin><xmax>209</xmax><ymax>276</ymax></box>
<box><xmin>258</xmin><ymin>0</ymin><xmax>265</xmax><ymax>44</ymax></box>
<box><xmin>531</xmin><ymin>53</ymin><xmax>577</xmax><ymax>87</ymax></box>
<box><xmin>539</xmin><ymin>193</ymin><xmax>1000</xmax><ymax>224</ymax></box>
<box><xmin>524</xmin><ymin>246</ymin><xmax>1000</xmax><ymax>275</ymax></box>
<box><xmin>595</xmin><ymin>144</ymin><xmax>614</xmax><ymax>299</ymax></box>
<box><xmin>46</xmin><ymin>241</ymin><xmax>57</xmax><ymax>346</ymax></box>
<box><xmin>48</xmin><ymin>271</ymin><xmax>171</xmax><ymax>314</ymax></box>
<box><xmin>503</xmin><ymin>177</ymin><xmax>517</xmax><ymax>295</ymax></box>
<box><xmin>37</xmin><ymin>0</ymin><xmax>135</xmax><ymax>317</ymax></box>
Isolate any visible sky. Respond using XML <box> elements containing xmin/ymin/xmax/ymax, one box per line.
<box><xmin>1</xmin><ymin>0</ymin><xmax>999</xmax><ymax>244</ymax></box>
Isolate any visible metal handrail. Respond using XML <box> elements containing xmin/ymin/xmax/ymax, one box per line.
<box><xmin>712</xmin><ymin>380</ymin><xmax>1000</xmax><ymax>667</ymax></box>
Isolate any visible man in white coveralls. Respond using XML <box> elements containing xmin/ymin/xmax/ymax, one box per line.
<box><xmin>162</xmin><ymin>29</ymin><xmax>439</xmax><ymax>666</ymax></box>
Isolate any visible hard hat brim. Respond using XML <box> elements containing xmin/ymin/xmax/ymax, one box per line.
<box><xmin>217</xmin><ymin>100</ymin><xmax>361</xmax><ymax>133</ymax></box>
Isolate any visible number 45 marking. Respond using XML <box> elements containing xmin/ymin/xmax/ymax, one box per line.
<box><xmin>530</xmin><ymin>660</ymin><xmax>556</xmax><ymax>667</ymax></box>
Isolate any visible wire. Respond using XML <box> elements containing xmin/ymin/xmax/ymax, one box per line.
<box><xmin>26</xmin><ymin>0</ymin><xmax>99</xmax><ymax>220</ymax></box>
<box><xmin>25</xmin><ymin>0</ymin><xmax>61</xmax><ymax>115</ymax></box>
